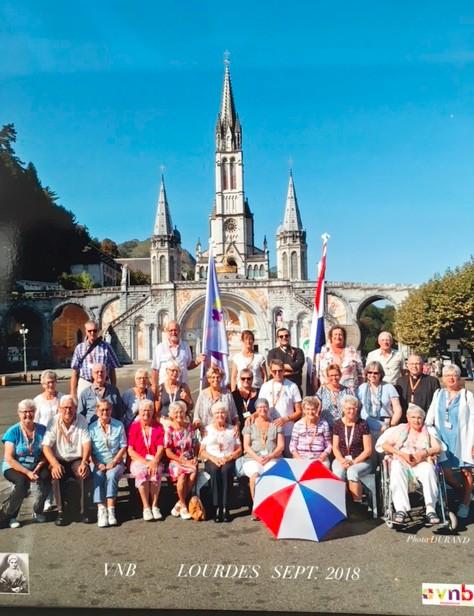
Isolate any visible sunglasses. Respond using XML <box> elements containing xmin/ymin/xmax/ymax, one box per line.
<box><xmin>241</xmin><ymin>377</ymin><xmax>252</xmax><ymax>381</ymax></box>
<box><xmin>278</xmin><ymin>334</ymin><xmax>289</xmax><ymax>339</ymax></box>
<box><xmin>367</xmin><ymin>371</ymin><xmax>380</xmax><ymax>375</ymax></box>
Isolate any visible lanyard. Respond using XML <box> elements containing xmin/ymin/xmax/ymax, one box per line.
<box><xmin>344</xmin><ymin>423</ymin><xmax>355</xmax><ymax>453</ymax></box>
<box><xmin>21</xmin><ymin>428</ymin><xmax>35</xmax><ymax>454</ymax></box>
<box><xmin>100</xmin><ymin>422</ymin><xmax>111</xmax><ymax>450</ymax></box>
<box><xmin>304</xmin><ymin>421</ymin><xmax>319</xmax><ymax>450</ymax></box>
<box><xmin>408</xmin><ymin>375</ymin><xmax>422</xmax><ymax>402</ymax></box>
<box><xmin>142</xmin><ymin>426</ymin><xmax>152</xmax><ymax>454</ymax></box>
<box><xmin>369</xmin><ymin>385</ymin><xmax>383</xmax><ymax>417</ymax></box>
<box><xmin>271</xmin><ymin>382</ymin><xmax>284</xmax><ymax>408</ymax></box>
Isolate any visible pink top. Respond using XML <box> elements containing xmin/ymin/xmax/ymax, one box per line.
<box><xmin>128</xmin><ymin>421</ymin><xmax>164</xmax><ymax>458</ymax></box>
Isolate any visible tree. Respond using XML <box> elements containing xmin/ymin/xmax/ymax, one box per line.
<box><xmin>129</xmin><ymin>269</ymin><xmax>151</xmax><ymax>285</ymax></box>
<box><xmin>395</xmin><ymin>259</ymin><xmax>474</xmax><ymax>356</ymax></box>
<box><xmin>360</xmin><ymin>304</ymin><xmax>396</xmax><ymax>356</ymax></box>
<box><xmin>100</xmin><ymin>238</ymin><xmax>119</xmax><ymax>257</ymax></box>
<box><xmin>59</xmin><ymin>271</ymin><xmax>95</xmax><ymax>290</ymax></box>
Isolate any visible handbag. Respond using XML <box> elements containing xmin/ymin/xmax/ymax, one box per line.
<box><xmin>188</xmin><ymin>495</ymin><xmax>206</xmax><ymax>521</ymax></box>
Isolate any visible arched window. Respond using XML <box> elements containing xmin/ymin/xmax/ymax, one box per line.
<box><xmin>290</xmin><ymin>251</ymin><xmax>298</xmax><ymax>279</ymax></box>
<box><xmin>253</xmin><ymin>264</ymin><xmax>258</xmax><ymax>278</ymax></box>
<box><xmin>221</xmin><ymin>158</ymin><xmax>228</xmax><ymax>190</ymax></box>
<box><xmin>259</xmin><ymin>264</ymin><xmax>264</xmax><ymax>277</ymax></box>
<box><xmin>230</xmin><ymin>157</ymin><xmax>236</xmax><ymax>189</ymax></box>
<box><xmin>159</xmin><ymin>255</ymin><xmax>166</xmax><ymax>282</ymax></box>
<box><xmin>169</xmin><ymin>256</ymin><xmax>175</xmax><ymax>280</ymax></box>
<box><xmin>282</xmin><ymin>252</ymin><xmax>288</xmax><ymax>278</ymax></box>
<box><xmin>151</xmin><ymin>256</ymin><xmax>156</xmax><ymax>283</ymax></box>
<box><xmin>199</xmin><ymin>266</ymin><xmax>204</xmax><ymax>280</ymax></box>
<box><xmin>247</xmin><ymin>265</ymin><xmax>253</xmax><ymax>279</ymax></box>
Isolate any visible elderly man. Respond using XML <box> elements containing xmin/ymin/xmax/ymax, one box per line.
<box><xmin>396</xmin><ymin>354</ymin><xmax>439</xmax><ymax>420</ymax></box>
<box><xmin>42</xmin><ymin>396</ymin><xmax>92</xmax><ymax>526</ymax></box>
<box><xmin>77</xmin><ymin>363</ymin><xmax>125</xmax><ymax>425</ymax></box>
<box><xmin>267</xmin><ymin>328</ymin><xmax>305</xmax><ymax>394</ymax></box>
<box><xmin>70</xmin><ymin>320</ymin><xmax>121</xmax><ymax>400</ymax></box>
<box><xmin>258</xmin><ymin>359</ymin><xmax>302</xmax><ymax>456</ymax></box>
<box><xmin>151</xmin><ymin>320</ymin><xmax>205</xmax><ymax>389</ymax></box>
<box><xmin>366</xmin><ymin>331</ymin><xmax>404</xmax><ymax>385</ymax></box>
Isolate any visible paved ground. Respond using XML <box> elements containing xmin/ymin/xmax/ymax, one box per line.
<box><xmin>0</xmin><ymin>365</ymin><xmax>472</xmax><ymax>616</ymax></box>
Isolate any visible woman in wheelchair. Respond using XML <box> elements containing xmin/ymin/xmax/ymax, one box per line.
<box><xmin>376</xmin><ymin>404</ymin><xmax>443</xmax><ymax>526</ymax></box>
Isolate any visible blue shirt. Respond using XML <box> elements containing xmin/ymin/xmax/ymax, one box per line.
<box><xmin>89</xmin><ymin>418</ymin><xmax>127</xmax><ymax>465</ymax></box>
<box><xmin>358</xmin><ymin>382</ymin><xmax>399</xmax><ymax>433</ymax></box>
<box><xmin>2</xmin><ymin>422</ymin><xmax>46</xmax><ymax>473</ymax></box>
<box><xmin>437</xmin><ymin>389</ymin><xmax>460</xmax><ymax>464</ymax></box>
<box><xmin>78</xmin><ymin>384</ymin><xmax>125</xmax><ymax>425</ymax></box>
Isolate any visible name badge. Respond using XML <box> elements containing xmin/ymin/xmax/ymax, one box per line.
<box><xmin>243</xmin><ymin>411</ymin><xmax>251</xmax><ymax>419</ymax></box>
<box><xmin>345</xmin><ymin>455</ymin><xmax>353</xmax><ymax>461</ymax></box>
<box><xmin>260</xmin><ymin>449</ymin><xmax>268</xmax><ymax>456</ymax></box>
<box><xmin>444</xmin><ymin>421</ymin><xmax>452</xmax><ymax>430</ymax></box>
<box><xmin>24</xmin><ymin>456</ymin><xmax>35</xmax><ymax>465</ymax></box>
<box><xmin>145</xmin><ymin>454</ymin><xmax>154</xmax><ymax>461</ymax></box>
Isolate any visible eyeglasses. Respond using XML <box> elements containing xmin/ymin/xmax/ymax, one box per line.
<box><xmin>241</xmin><ymin>377</ymin><xmax>252</xmax><ymax>381</ymax></box>
<box><xmin>19</xmin><ymin>410</ymin><xmax>34</xmax><ymax>415</ymax></box>
<box><xmin>278</xmin><ymin>334</ymin><xmax>289</xmax><ymax>339</ymax></box>
<box><xmin>87</xmin><ymin>329</ymin><xmax>98</xmax><ymax>333</ymax></box>
<box><xmin>367</xmin><ymin>371</ymin><xmax>380</xmax><ymax>375</ymax></box>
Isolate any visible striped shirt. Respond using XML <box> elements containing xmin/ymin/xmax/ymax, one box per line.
<box><xmin>289</xmin><ymin>419</ymin><xmax>332</xmax><ymax>459</ymax></box>
<box><xmin>71</xmin><ymin>340</ymin><xmax>120</xmax><ymax>382</ymax></box>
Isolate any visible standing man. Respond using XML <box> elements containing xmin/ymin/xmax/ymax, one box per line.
<box><xmin>366</xmin><ymin>331</ymin><xmax>404</xmax><ymax>385</ymax></box>
<box><xmin>258</xmin><ymin>359</ymin><xmax>302</xmax><ymax>456</ymax></box>
<box><xmin>396</xmin><ymin>354</ymin><xmax>440</xmax><ymax>420</ymax></box>
<box><xmin>42</xmin><ymin>396</ymin><xmax>92</xmax><ymax>526</ymax></box>
<box><xmin>267</xmin><ymin>328</ymin><xmax>305</xmax><ymax>394</ymax></box>
<box><xmin>151</xmin><ymin>321</ymin><xmax>205</xmax><ymax>389</ymax></box>
<box><xmin>70</xmin><ymin>320</ymin><xmax>120</xmax><ymax>401</ymax></box>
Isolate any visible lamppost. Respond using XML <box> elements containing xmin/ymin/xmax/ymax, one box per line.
<box><xmin>19</xmin><ymin>323</ymin><xmax>28</xmax><ymax>374</ymax></box>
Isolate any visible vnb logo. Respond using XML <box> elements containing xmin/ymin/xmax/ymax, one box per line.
<box><xmin>422</xmin><ymin>583</ymin><xmax>474</xmax><ymax>606</ymax></box>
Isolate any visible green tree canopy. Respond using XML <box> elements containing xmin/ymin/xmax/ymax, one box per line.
<box><xmin>395</xmin><ymin>259</ymin><xmax>474</xmax><ymax>355</ymax></box>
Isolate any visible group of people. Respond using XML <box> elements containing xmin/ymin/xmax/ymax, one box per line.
<box><xmin>0</xmin><ymin>319</ymin><xmax>472</xmax><ymax>531</ymax></box>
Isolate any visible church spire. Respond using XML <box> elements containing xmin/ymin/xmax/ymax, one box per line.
<box><xmin>153</xmin><ymin>174</ymin><xmax>173</xmax><ymax>236</ymax></box>
<box><xmin>282</xmin><ymin>170</ymin><xmax>303</xmax><ymax>231</ymax></box>
<box><xmin>216</xmin><ymin>54</ymin><xmax>241</xmax><ymax>152</ymax></box>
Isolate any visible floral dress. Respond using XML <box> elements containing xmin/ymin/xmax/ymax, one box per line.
<box><xmin>165</xmin><ymin>424</ymin><xmax>198</xmax><ymax>480</ymax></box>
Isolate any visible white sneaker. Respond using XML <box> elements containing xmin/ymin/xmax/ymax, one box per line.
<box><xmin>97</xmin><ymin>508</ymin><xmax>109</xmax><ymax>528</ymax></box>
<box><xmin>107</xmin><ymin>508</ymin><xmax>118</xmax><ymax>526</ymax></box>
<box><xmin>152</xmin><ymin>506</ymin><xmax>162</xmax><ymax>520</ymax></box>
<box><xmin>457</xmin><ymin>503</ymin><xmax>470</xmax><ymax>519</ymax></box>
<box><xmin>33</xmin><ymin>512</ymin><xmax>46</xmax><ymax>523</ymax></box>
<box><xmin>9</xmin><ymin>518</ymin><xmax>21</xmax><ymax>529</ymax></box>
<box><xmin>170</xmin><ymin>502</ymin><xmax>181</xmax><ymax>517</ymax></box>
<box><xmin>43</xmin><ymin>498</ymin><xmax>55</xmax><ymax>512</ymax></box>
<box><xmin>143</xmin><ymin>508</ymin><xmax>153</xmax><ymax>521</ymax></box>
<box><xmin>180</xmin><ymin>507</ymin><xmax>192</xmax><ymax>520</ymax></box>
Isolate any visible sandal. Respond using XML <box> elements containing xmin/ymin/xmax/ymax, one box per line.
<box><xmin>170</xmin><ymin>502</ymin><xmax>182</xmax><ymax>517</ymax></box>
<box><xmin>425</xmin><ymin>511</ymin><xmax>440</xmax><ymax>526</ymax></box>
<box><xmin>393</xmin><ymin>511</ymin><xmax>407</xmax><ymax>525</ymax></box>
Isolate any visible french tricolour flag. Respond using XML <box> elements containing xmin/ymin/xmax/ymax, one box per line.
<box><xmin>307</xmin><ymin>233</ymin><xmax>330</xmax><ymax>388</ymax></box>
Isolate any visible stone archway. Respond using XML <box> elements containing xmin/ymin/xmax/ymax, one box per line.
<box><xmin>178</xmin><ymin>292</ymin><xmax>269</xmax><ymax>358</ymax></box>
<box><xmin>357</xmin><ymin>294</ymin><xmax>397</xmax><ymax>358</ymax></box>
<box><xmin>52</xmin><ymin>303</ymin><xmax>90</xmax><ymax>366</ymax></box>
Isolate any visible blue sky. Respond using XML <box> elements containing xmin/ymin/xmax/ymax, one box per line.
<box><xmin>1</xmin><ymin>1</ymin><xmax>474</xmax><ymax>285</ymax></box>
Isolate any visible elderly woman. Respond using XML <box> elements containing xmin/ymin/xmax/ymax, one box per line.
<box><xmin>0</xmin><ymin>400</ymin><xmax>51</xmax><ymax>528</ymax></box>
<box><xmin>332</xmin><ymin>396</ymin><xmax>372</xmax><ymax>504</ymax></box>
<box><xmin>157</xmin><ymin>361</ymin><xmax>194</xmax><ymax>426</ymax></box>
<box><xmin>317</xmin><ymin>363</ymin><xmax>354</xmax><ymax>428</ymax></box>
<box><xmin>122</xmin><ymin>368</ymin><xmax>156</xmax><ymax>432</ymax></box>
<box><xmin>199</xmin><ymin>401</ymin><xmax>242</xmax><ymax>523</ymax></box>
<box><xmin>164</xmin><ymin>401</ymin><xmax>199</xmax><ymax>520</ymax></box>
<box><xmin>193</xmin><ymin>366</ymin><xmax>238</xmax><ymax>434</ymax></box>
<box><xmin>358</xmin><ymin>361</ymin><xmax>402</xmax><ymax>440</ymax></box>
<box><xmin>0</xmin><ymin>554</ymin><xmax>27</xmax><ymax>593</ymax></box>
<box><xmin>127</xmin><ymin>399</ymin><xmax>165</xmax><ymax>521</ymax></box>
<box><xmin>230</xmin><ymin>330</ymin><xmax>266</xmax><ymax>391</ymax></box>
<box><xmin>318</xmin><ymin>326</ymin><xmax>364</xmax><ymax>390</ymax></box>
<box><xmin>290</xmin><ymin>397</ymin><xmax>332</xmax><ymax>466</ymax></box>
<box><xmin>33</xmin><ymin>370</ymin><xmax>63</xmax><ymax>427</ymax></box>
<box><xmin>426</xmin><ymin>364</ymin><xmax>474</xmax><ymax>519</ymax></box>
<box><xmin>239</xmin><ymin>398</ymin><xmax>284</xmax><ymax>514</ymax></box>
<box><xmin>376</xmin><ymin>404</ymin><xmax>443</xmax><ymax>525</ymax></box>
<box><xmin>89</xmin><ymin>400</ymin><xmax>127</xmax><ymax>527</ymax></box>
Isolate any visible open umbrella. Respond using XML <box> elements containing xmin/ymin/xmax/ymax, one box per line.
<box><xmin>253</xmin><ymin>458</ymin><xmax>347</xmax><ymax>541</ymax></box>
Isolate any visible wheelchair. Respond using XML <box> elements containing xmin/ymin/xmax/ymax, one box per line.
<box><xmin>380</xmin><ymin>454</ymin><xmax>458</xmax><ymax>531</ymax></box>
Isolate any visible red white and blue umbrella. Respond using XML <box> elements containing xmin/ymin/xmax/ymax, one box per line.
<box><xmin>253</xmin><ymin>458</ymin><xmax>347</xmax><ymax>541</ymax></box>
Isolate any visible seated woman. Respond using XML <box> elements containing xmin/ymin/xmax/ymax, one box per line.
<box><xmin>199</xmin><ymin>401</ymin><xmax>242</xmax><ymax>523</ymax></box>
<box><xmin>193</xmin><ymin>366</ymin><xmax>238</xmax><ymax>435</ymax></box>
<box><xmin>240</xmin><ymin>398</ymin><xmax>284</xmax><ymax>516</ymax></box>
<box><xmin>0</xmin><ymin>400</ymin><xmax>51</xmax><ymax>528</ymax></box>
<box><xmin>121</xmin><ymin>368</ymin><xmax>156</xmax><ymax>432</ymax></box>
<box><xmin>332</xmin><ymin>396</ymin><xmax>372</xmax><ymax>504</ymax></box>
<box><xmin>317</xmin><ymin>364</ymin><xmax>354</xmax><ymax>428</ymax></box>
<box><xmin>290</xmin><ymin>396</ymin><xmax>332</xmax><ymax>467</ymax></box>
<box><xmin>89</xmin><ymin>400</ymin><xmax>127</xmax><ymax>527</ymax></box>
<box><xmin>33</xmin><ymin>370</ymin><xmax>63</xmax><ymax>427</ymax></box>
<box><xmin>164</xmin><ymin>401</ymin><xmax>199</xmax><ymax>520</ymax></box>
<box><xmin>376</xmin><ymin>404</ymin><xmax>443</xmax><ymax>526</ymax></box>
<box><xmin>127</xmin><ymin>399</ymin><xmax>165</xmax><ymax>522</ymax></box>
<box><xmin>358</xmin><ymin>361</ymin><xmax>402</xmax><ymax>441</ymax></box>
<box><xmin>426</xmin><ymin>364</ymin><xmax>474</xmax><ymax>519</ymax></box>
<box><xmin>157</xmin><ymin>361</ymin><xmax>194</xmax><ymax>426</ymax></box>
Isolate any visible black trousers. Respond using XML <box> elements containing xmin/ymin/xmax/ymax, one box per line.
<box><xmin>205</xmin><ymin>460</ymin><xmax>235</xmax><ymax>508</ymax></box>
<box><xmin>52</xmin><ymin>459</ymin><xmax>91</xmax><ymax>516</ymax></box>
<box><xmin>1</xmin><ymin>467</ymin><xmax>51</xmax><ymax>520</ymax></box>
